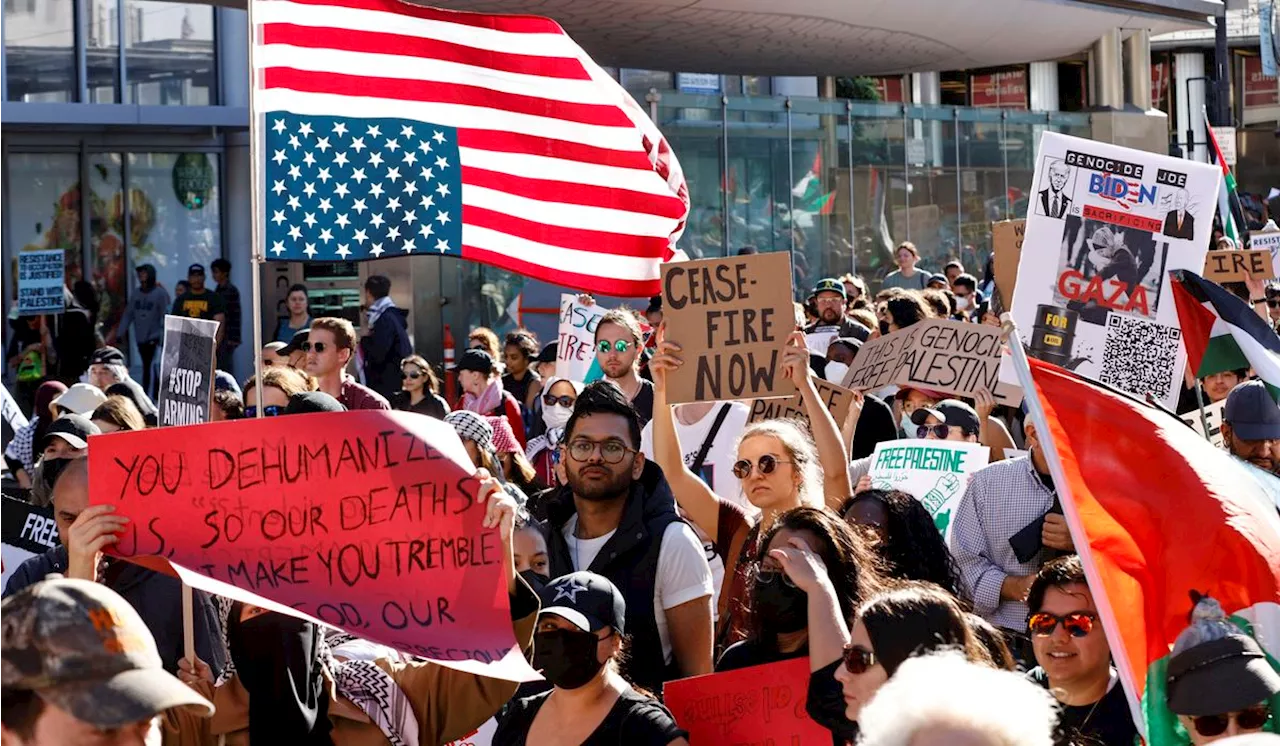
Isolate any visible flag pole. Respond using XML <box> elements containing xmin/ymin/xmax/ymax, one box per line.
<box><xmin>1192</xmin><ymin>378</ymin><xmax>1214</xmax><ymax>443</ymax></box>
<box><xmin>248</xmin><ymin>0</ymin><xmax>264</xmax><ymax>418</ymax></box>
<box><xmin>999</xmin><ymin>313</ymin><xmax>1147</xmax><ymax>738</ymax></box>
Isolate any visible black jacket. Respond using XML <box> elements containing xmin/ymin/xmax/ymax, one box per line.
<box><xmin>3</xmin><ymin>546</ymin><xmax>227</xmax><ymax>677</ymax></box>
<box><xmin>542</xmin><ymin>461</ymin><xmax>682</xmax><ymax>693</ymax></box>
<box><xmin>360</xmin><ymin>306</ymin><xmax>411</xmax><ymax>400</ymax></box>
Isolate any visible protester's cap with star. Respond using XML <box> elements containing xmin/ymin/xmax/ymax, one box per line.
<box><xmin>537</xmin><ymin>571</ymin><xmax>626</xmax><ymax>634</ymax></box>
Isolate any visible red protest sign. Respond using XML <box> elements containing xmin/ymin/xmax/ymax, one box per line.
<box><xmin>663</xmin><ymin>658</ymin><xmax>829</xmax><ymax>744</ymax></box>
<box><xmin>88</xmin><ymin>410</ymin><xmax>535</xmax><ymax>681</ymax></box>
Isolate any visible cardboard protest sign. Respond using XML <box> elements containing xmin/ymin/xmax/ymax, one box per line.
<box><xmin>1248</xmin><ymin>228</ymin><xmax>1280</xmax><ymax>277</ymax></box>
<box><xmin>1</xmin><ymin>496</ymin><xmax>58</xmax><ymax>592</ymax></box>
<box><xmin>158</xmin><ymin>315</ymin><xmax>218</xmax><ymax>427</ymax></box>
<box><xmin>1180</xmin><ymin>399</ymin><xmax>1226</xmax><ymax>447</ymax></box>
<box><xmin>841</xmin><ymin>318</ymin><xmax>1021</xmax><ymax>405</ymax></box>
<box><xmin>17</xmin><ymin>250</ymin><xmax>65</xmax><ymax>316</ymax></box>
<box><xmin>748</xmin><ymin>378</ymin><xmax>856</xmax><ymax>429</ymax></box>
<box><xmin>0</xmin><ymin>386</ymin><xmax>29</xmax><ymax>455</ymax></box>
<box><xmin>554</xmin><ymin>294</ymin><xmax>606</xmax><ymax>383</ymax></box>
<box><xmin>663</xmin><ymin>658</ymin><xmax>830</xmax><ymax>745</ymax></box>
<box><xmin>804</xmin><ymin>330</ymin><xmax>836</xmax><ymax>356</ymax></box>
<box><xmin>661</xmin><ymin>252</ymin><xmax>795</xmax><ymax>404</ymax></box>
<box><xmin>1202</xmin><ymin>249</ymin><xmax>1276</xmax><ymax>283</ymax></box>
<box><xmin>992</xmin><ymin>219</ymin><xmax>1025</xmax><ymax>307</ymax></box>
<box><xmin>1004</xmin><ymin>132</ymin><xmax>1220</xmax><ymax>410</ymax></box>
<box><xmin>868</xmin><ymin>439</ymin><xmax>990</xmax><ymax>541</ymax></box>
<box><xmin>87</xmin><ymin>410</ymin><xmax>537</xmax><ymax>681</ymax></box>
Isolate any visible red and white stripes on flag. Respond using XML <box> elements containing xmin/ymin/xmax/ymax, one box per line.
<box><xmin>252</xmin><ymin>0</ymin><xmax>689</xmax><ymax>297</ymax></box>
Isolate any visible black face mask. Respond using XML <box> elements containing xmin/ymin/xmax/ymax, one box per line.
<box><xmin>520</xmin><ymin>569</ymin><xmax>549</xmax><ymax>594</ymax></box>
<box><xmin>228</xmin><ymin>607</ymin><xmax>333</xmax><ymax>746</ymax></box>
<box><xmin>532</xmin><ymin>629</ymin><xmax>605</xmax><ymax>690</ymax></box>
<box><xmin>879</xmin><ymin>319</ymin><xmax>891</xmax><ymax>336</ymax></box>
<box><xmin>753</xmin><ymin>573</ymin><xmax>809</xmax><ymax>634</ymax></box>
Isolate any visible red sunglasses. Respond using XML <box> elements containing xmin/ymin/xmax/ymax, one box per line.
<box><xmin>1027</xmin><ymin>611</ymin><xmax>1096</xmax><ymax>638</ymax></box>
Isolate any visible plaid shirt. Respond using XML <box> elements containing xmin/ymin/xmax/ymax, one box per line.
<box><xmin>949</xmin><ymin>454</ymin><xmax>1056</xmax><ymax>631</ymax></box>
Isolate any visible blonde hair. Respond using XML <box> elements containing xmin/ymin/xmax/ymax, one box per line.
<box><xmin>242</xmin><ymin>367</ymin><xmax>315</xmax><ymax>400</ymax></box>
<box><xmin>468</xmin><ymin>328</ymin><xmax>501</xmax><ymax>361</ymax></box>
<box><xmin>91</xmin><ymin>395</ymin><xmax>145</xmax><ymax>432</ymax></box>
<box><xmin>736</xmin><ymin>419</ymin><xmax>824</xmax><ymax>510</ymax></box>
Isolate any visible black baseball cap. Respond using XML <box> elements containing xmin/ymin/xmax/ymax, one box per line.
<box><xmin>89</xmin><ymin>346</ymin><xmax>125</xmax><ymax>367</ymax></box>
<box><xmin>187</xmin><ymin>263</ymin><xmax>205</xmax><ymax>275</ymax></box>
<box><xmin>39</xmin><ymin>415</ymin><xmax>101</xmax><ymax>452</ymax></box>
<box><xmin>534</xmin><ymin>342</ymin><xmax>558</xmax><ymax>365</ymax></box>
<box><xmin>284</xmin><ymin>391</ymin><xmax>346</xmax><ymax>415</ymax></box>
<box><xmin>456</xmin><ymin>348</ymin><xmax>495</xmax><ymax>375</ymax></box>
<box><xmin>1224</xmin><ymin>380</ymin><xmax>1280</xmax><ymax>441</ymax></box>
<box><xmin>280</xmin><ymin>328</ymin><xmax>310</xmax><ymax>356</ymax></box>
<box><xmin>911</xmin><ymin>399</ymin><xmax>981</xmax><ymax>435</ymax></box>
<box><xmin>538</xmin><ymin>571</ymin><xmax>626</xmax><ymax>634</ymax></box>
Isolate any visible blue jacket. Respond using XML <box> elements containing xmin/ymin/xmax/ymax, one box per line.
<box><xmin>4</xmin><ymin>546</ymin><xmax>227</xmax><ymax>677</ymax></box>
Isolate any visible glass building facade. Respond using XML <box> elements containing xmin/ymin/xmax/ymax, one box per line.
<box><xmin>2</xmin><ymin>0</ymin><xmax>1095</xmax><ymax>368</ymax></box>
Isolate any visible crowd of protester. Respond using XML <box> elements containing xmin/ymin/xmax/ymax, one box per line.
<box><xmin>3</xmin><ymin>242</ymin><xmax>1280</xmax><ymax>746</ymax></box>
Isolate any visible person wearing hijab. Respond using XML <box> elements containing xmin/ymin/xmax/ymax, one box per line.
<box><xmin>108</xmin><ymin>263</ymin><xmax>169</xmax><ymax>395</ymax></box>
<box><xmin>446</xmin><ymin>410</ymin><xmax>529</xmax><ymax>510</ymax></box>
<box><xmin>524</xmin><ymin>376</ymin><xmax>584</xmax><ymax>491</ymax></box>
<box><xmin>3</xmin><ymin>381</ymin><xmax>67</xmax><ymax>487</ymax></box>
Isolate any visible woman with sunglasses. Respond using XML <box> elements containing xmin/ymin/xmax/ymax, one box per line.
<box><xmin>525</xmin><ymin>377</ymin><xmax>583</xmax><ymax>493</ymax></box>
<box><xmin>1158</xmin><ymin>594</ymin><xmax>1280</xmax><ymax>744</ymax></box>
<box><xmin>839</xmin><ymin>489</ymin><xmax>964</xmax><ymax>600</ymax></box>
<box><xmin>806</xmin><ymin>580</ymin><xmax>991</xmax><ymax>743</ymax></box>
<box><xmin>717</xmin><ymin>508</ymin><xmax>881</xmax><ymax>677</ymax></box>
<box><xmin>391</xmin><ymin>354</ymin><xmax>448</xmax><ymax>419</ymax></box>
<box><xmin>649</xmin><ymin>326</ymin><xmax>853</xmax><ymax>650</ymax></box>
<box><xmin>242</xmin><ymin>367</ymin><xmax>313</xmax><ymax>418</ymax></box>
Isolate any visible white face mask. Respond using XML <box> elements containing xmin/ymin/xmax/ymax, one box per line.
<box><xmin>823</xmin><ymin>361</ymin><xmax>850</xmax><ymax>385</ymax></box>
<box><xmin>956</xmin><ymin>296</ymin><xmax>971</xmax><ymax>311</ymax></box>
<box><xmin>900</xmin><ymin>411</ymin><xmax>915</xmax><ymax>436</ymax></box>
<box><xmin>543</xmin><ymin>403</ymin><xmax>573</xmax><ymax>430</ymax></box>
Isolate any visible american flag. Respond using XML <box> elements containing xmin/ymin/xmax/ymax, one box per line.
<box><xmin>255</xmin><ymin>0</ymin><xmax>689</xmax><ymax>297</ymax></box>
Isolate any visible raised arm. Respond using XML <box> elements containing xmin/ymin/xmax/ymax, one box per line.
<box><xmin>649</xmin><ymin>323</ymin><xmax>722</xmax><ymax>539</ymax></box>
<box><xmin>783</xmin><ymin>332</ymin><xmax>854</xmax><ymax>510</ymax></box>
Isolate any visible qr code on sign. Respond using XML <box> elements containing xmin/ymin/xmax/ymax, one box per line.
<box><xmin>1099</xmin><ymin>315</ymin><xmax>1182</xmax><ymax>400</ymax></box>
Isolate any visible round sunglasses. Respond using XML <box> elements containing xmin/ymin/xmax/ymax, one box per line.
<box><xmin>1192</xmin><ymin>705</ymin><xmax>1270</xmax><ymax>737</ymax></box>
<box><xmin>543</xmin><ymin>393</ymin><xmax>576</xmax><ymax>408</ymax></box>
<box><xmin>300</xmin><ymin>341</ymin><xmax>328</xmax><ymax>354</ymax></box>
<box><xmin>841</xmin><ymin>644</ymin><xmax>879</xmax><ymax>674</ymax></box>
<box><xmin>245</xmin><ymin>405</ymin><xmax>285</xmax><ymax>418</ymax></box>
<box><xmin>596</xmin><ymin>339</ymin><xmax>634</xmax><ymax>354</ymax></box>
<box><xmin>732</xmin><ymin>454</ymin><xmax>794</xmax><ymax>479</ymax></box>
<box><xmin>1027</xmin><ymin>611</ymin><xmax>1097</xmax><ymax>638</ymax></box>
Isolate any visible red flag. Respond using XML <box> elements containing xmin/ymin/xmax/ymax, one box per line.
<box><xmin>1026</xmin><ymin>356</ymin><xmax>1280</xmax><ymax>737</ymax></box>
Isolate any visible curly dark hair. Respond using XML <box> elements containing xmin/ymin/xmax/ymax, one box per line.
<box><xmin>746</xmin><ymin>507</ymin><xmax>884</xmax><ymax>649</ymax></box>
<box><xmin>504</xmin><ymin>330</ymin><xmax>539</xmax><ymax>360</ymax></box>
<box><xmin>840</xmin><ymin>489</ymin><xmax>965</xmax><ymax>602</ymax></box>
<box><xmin>884</xmin><ymin>293</ymin><xmax>934</xmax><ymax>329</ymax></box>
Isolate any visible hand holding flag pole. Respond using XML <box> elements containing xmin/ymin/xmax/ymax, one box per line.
<box><xmin>999</xmin><ymin>313</ymin><xmax>1147</xmax><ymax>738</ymax></box>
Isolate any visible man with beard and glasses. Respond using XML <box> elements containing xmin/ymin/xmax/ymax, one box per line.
<box><xmin>1221</xmin><ymin>380</ymin><xmax>1280</xmax><ymax>476</ymax></box>
<box><xmin>805</xmin><ymin>278</ymin><xmax>871</xmax><ymax>343</ymax></box>
<box><xmin>541</xmin><ymin>381</ymin><xmax>714</xmax><ymax>693</ymax></box>
<box><xmin>174</xmin><ymin>470</ymin><xmax>540</xmax><ymax>745</ymax></box>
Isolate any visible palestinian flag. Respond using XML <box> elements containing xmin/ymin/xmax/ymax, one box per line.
<box><xmin>792</xmin><ymin>151</ymin><xmax>836</xmax><ymax>215</ymax></box>
<box><xmin>1171</xmin><ymin>270</ymin><xmax>1280</xmax><ymax>399</ymax></box>
<box><xmin>1025</xmin><ymin>356</ymin><xmax>1280</xmax><ymax>741</ymax></box>
<box><xmin>1205</xmin><ymin>117</ymin><xmax>1241</xmax><ymax>246</ymax></box>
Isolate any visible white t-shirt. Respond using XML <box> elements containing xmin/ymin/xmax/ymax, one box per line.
<box><xmin>640</xmin><ymin>402</ymin><xmax>757</xmax><ymax>519</ymax></box>
<box><xmin>562</xmin><ymin>516</ymin><xmax>714</xmax><ymax>663</ymax></box>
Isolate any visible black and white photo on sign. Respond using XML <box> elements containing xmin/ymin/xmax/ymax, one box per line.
<box><xmin>1054</xmin><ymin>215</ymin><xmax>1171</xmax><ymax>326</ymax></box>
<box><xmin>158</xmin><ymin>315</ymin><xmax>218</xmax><ymax>427</ymax></box>
<box><xmin>1035</xmin><ymin>158</ymin><xmax>1076</xmax><ymax>219</ymax></box>
<box><xmin>1160</xmin><ymin>187</ymin><xmax>1196</xmax><ymax>240</ymax></box>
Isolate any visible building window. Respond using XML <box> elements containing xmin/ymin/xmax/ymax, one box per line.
<box><xmin>4</xmin><ymin>0</ymin><xmax>76</xmax><ymax>102</ymax></box>
<box><xmin>126</xmin><ymin>1</ymin><xmax>215</xmax><ymax>105</ymax></box>
<box><xmin>620</xmin><ymin>68</ymin><xmax>674</xmax><ymax>97</ymax></box>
